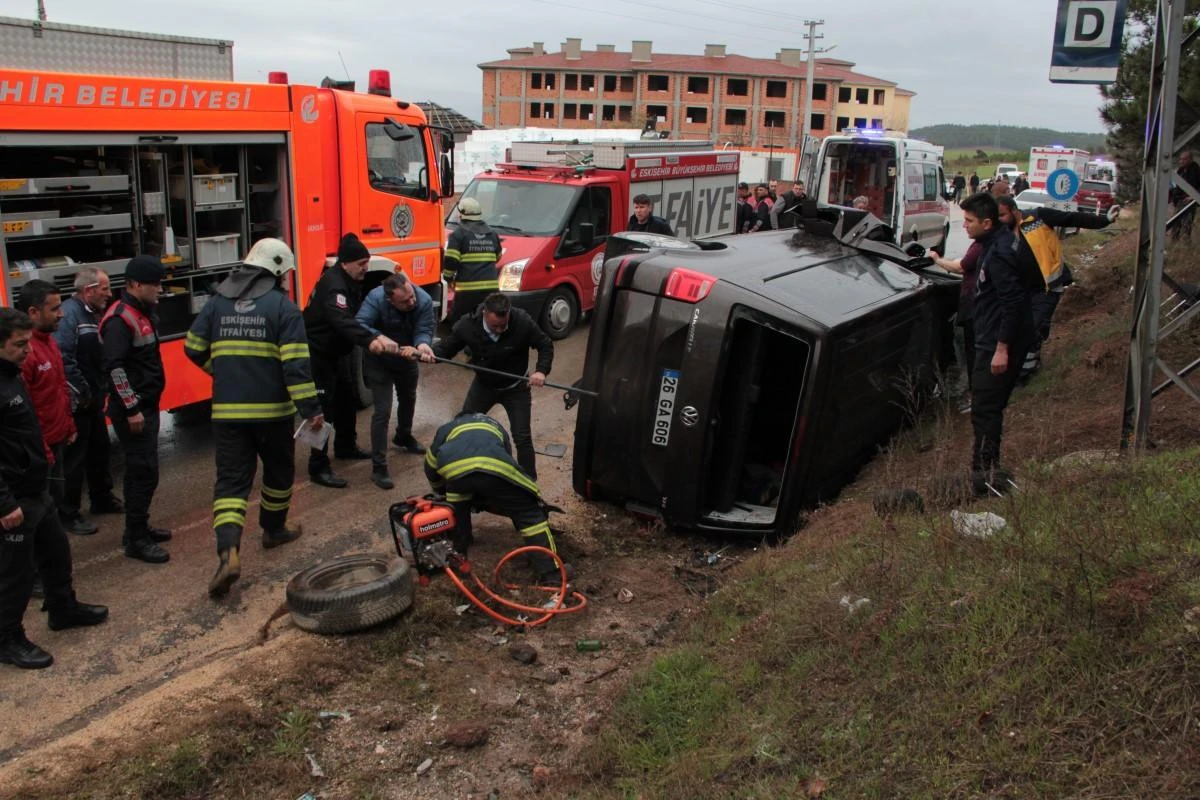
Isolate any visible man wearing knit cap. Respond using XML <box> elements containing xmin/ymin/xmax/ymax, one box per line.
<box><xmin>302</xmin><ymin>233</ymin><xmax>400</xmax><ymax>488</ymax></box>
<box><xmin>100</xmin><ymin>255</ymin><xmax>172</xmax><ymax>563</ymax></box>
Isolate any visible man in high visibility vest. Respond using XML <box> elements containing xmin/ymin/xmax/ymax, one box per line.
<box><xmin>185</xmin><ymin>239</ymin><xmax>324</xmax><ymax>598</ymax></box>
<box><xmin>424</xmin><ymin>413</ymin><xmax>567</xmax><ymax>585</ymax></box>
<box><xmin>444</xmin><ymin>198</ymin><xmax>501</xmax><ymax>323</ymax></box>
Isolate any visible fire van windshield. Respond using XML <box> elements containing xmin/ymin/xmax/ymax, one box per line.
<box><xmin>448</xmin><ymin>179</ymin><xmax>580</xmax><ymax>237</ymax></box>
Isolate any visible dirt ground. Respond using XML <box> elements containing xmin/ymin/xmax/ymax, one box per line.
<box><xmin>4</xmin><ymin>218</ymin><xmax>1199</xmax><ymax>799</ymax></box>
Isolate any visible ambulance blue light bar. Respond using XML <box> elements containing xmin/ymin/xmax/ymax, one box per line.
<box><xmin>842</xmin><ymin>127</ymin><xmax>885</xmax><ymax>137</ymax></box>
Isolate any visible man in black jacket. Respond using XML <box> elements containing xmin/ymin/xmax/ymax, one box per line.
<box><xmin>302</xmin><ymin>233</ymin><xmax>399</xmax><ymax>488</ymax></box>
<box><xmin>626</xmin><ymin>194</ymin><xmax>674</xmax><ymax>236</ymax></box>
<box><xmin>423</xmin><ymin>293</ymin><xmax>553</xmax><ymax>480</ymax></box>
<box><xmin>101</xmin><ymin>255</ymin><xmax>172</xmax><ymax>564</ymax></box>
<box><xmin>770</xmin><ymin>180</ymin><xmax>807</xmax><ymax>229</ymax></box>
<box><xmin>0</xmin><ymin>309</ymin><xmax>108</xmax><ymax>670</ymax></box>
<box><xmin>56</xmin><ymin>267</ymin><xmax>122</xmax><ymax>537</ymax></box>
<box><xmin>960</xmin><ymin>192</ymin><xmax>1034</xmax><ymax>479</ymax></box>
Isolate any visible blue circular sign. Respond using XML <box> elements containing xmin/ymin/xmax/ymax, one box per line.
<box><xmin>1046</xmin><ymin>168</ymin><xmax>1080</xmax><ymax>201</ymax></box>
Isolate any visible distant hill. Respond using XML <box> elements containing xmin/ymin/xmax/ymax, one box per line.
<box><xmin>909</xmin><ymin>124</ymin><xmax>1107</xmax><ymax>153</ymax></box>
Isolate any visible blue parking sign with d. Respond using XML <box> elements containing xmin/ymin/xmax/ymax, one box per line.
<box><xmin>1049</xmin><ymin>0</ymin><xmax>1128</xmax><ymax>84</ymax></box>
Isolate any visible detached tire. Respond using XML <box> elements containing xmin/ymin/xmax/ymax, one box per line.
<box><xmin>287</xmin><ymin>553</ymin><xmax>414</xmax><ymax>635</ymax></box>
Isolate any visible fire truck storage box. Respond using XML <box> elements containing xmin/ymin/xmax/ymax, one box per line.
<box><xmin>0</xmin><ymin>175</ymin><xmax>130</xmax><ymax>196</ymax></box>
<box><xmin>178</xmin><ymin>234</ymin><xmax>241</xmax><ymax>267</ymax></box>
<box><xmin>0</xmin><ymin>211</ymin><xmax>132</xmax><ymax>238</ymax></box>
<box><xmin>188</xmin><ymin>174</ymin><xmax>239</xmax><ymax>205</ymax></box>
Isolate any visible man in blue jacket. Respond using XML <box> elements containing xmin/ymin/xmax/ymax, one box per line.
<box><xmin>355</xmin><ymin>272</ymin><xmax>435</xmax><ymax>489</ymax></box>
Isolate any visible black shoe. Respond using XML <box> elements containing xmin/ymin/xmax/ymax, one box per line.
<box><xmin>62</xmin><ymin>515</ymin><xmax>99</xmax><ymax>536</ymax></box>
<box><xmin>310</xmin><ymin>471</ymin><xmax>348</xmax><ymax>489</ymax></box>
<box><xmin>208</xmin><ymin>547</ymin><xmax>241</xmax><ymax>598</ymax></box>
<box><xmin>334</xmin><ymin>447</ymin><xmax>372</xmax><ymax>460</ymax></box>
<box><xmin>89</xmin><ymin>495</ymin><xmax>125</xmax><ymax>514</ymax></box>
<box><xmin>536</xmin><ymin>562</ymin><xmax>575</xmax><ymax>587</ymax></box>
<box><xmin>0</xmin><ymin>633</ymin><xmax>53</xmax><ymax>669</ymax></box>
<box><xmin>148</xmin><ymin>526</ymin><xmax>173</xmax><ymax>543</ymax></box>
<box><xmin>393</xmin><ymin>435</ymin><xmax>427</xmax><ymax>455</ymax></box>
<box><xmin>262</xmin><ymin>527</ymin><xmax>302</xmax><ymax>549</ymax></box>
<box><xmin>371</xmin><ymin>470</ymin><xmax>395</xmax><ymax>490</ymax></box>
<box><xmin>47</xmin><ymin>600</ymin><xmax>109</xmax><ymax>631</ymax></box>
<box><xmin>124</xmin><ymin>538</ymin><xmax>170</xmax><ymax>564</ymax></box>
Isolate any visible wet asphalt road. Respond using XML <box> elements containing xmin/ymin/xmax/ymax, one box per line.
<box><xmin>0</xmin><ymin>325</ymin><xmax>592</xmax><ymax>766</ymax></box>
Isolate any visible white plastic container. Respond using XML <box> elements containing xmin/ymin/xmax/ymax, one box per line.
<box><xmin>192</xmin><ymin>173</ymin><xmax>239</xmax><ymax>205</ymax></box>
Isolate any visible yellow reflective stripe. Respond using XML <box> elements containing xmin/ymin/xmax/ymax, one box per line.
<box><xmin>211</xmin><ymin>341</ymin><xmax>282</xmax><ymax>359</ymax></box>
<box><xmin>446</xmin><ymin>491</ymin><xmax>473</xmax><ymax>503</ymax></box>
<box><xmin>213</xmin><ymin>498</ymin><xmax>248</xmax><ymax>512</ymax></box>
<box><xmin>212</xmin><ymin>401</ymin><xmax>297</xmax><ymax>420</ymax></box>
<box><xmin>454</xmin><ymin>280</ymin><xmax>500</xmax><ymax>291</ymax></box>
<box><xmin>280</xmin><ymin>342</ymin><xmax>309</xmax><ymax>361</ymax></box>
<box><xmin>447</xmin><ymin>422</ymin><xmax>505</xmax><ymax>443</ymax></box>
<box><xmin>185</xmin><ymin>332</ymin><xmax>209</xmax><ymax>351</ymax></box>
<box><xmin>438</xmin><ymin>456</ymin><xmax>539</xmax><ymax>495</ymax></box>
<box><xmin>214</xmin><ymin>511</ymin><xmax>245</xmax><ymax>528</ymax></box>
<box><xmin>444</xmin><ymin>248</ymin><xmax>462</xmax><ymax>260</ymax></box>
<box><xmin>425</xmin><ymin>449</ymin><xmax>439</xmax><ymax>470</ymax></box>
<box><xmin>260</xmin><ymin>498</ymin><xmax>290</xmax><ymax>512</ymax></box>
<box><xmin>287</xmin><ymin>382</ymin><xmax>318</xmax><ymax>400</ymax></box>
<box><xmin>460</xmin><ymin>253</ymin><xmax>497</xmax><ymax>262</ymax></box>
<box><xmin>261</xmin><ymin>485</ymin><xmax>292</xmax><ymax>499</ymax></box>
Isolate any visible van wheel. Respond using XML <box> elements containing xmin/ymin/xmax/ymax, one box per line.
<box><xmin>934</xmin><ymin>224</ymin><xmax>950</xmax><ymax>255</ymax></box>
<box><xmin>287</xmin><ymin>553</ymin><xmax>415</xmax><ymax>635</ymax></box>
<box><xmin>540</xmin><ymin>287</ymin><xmax>579</xmax><ymax>340</ymax></box>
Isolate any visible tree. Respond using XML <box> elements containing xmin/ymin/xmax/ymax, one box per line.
<box><xmin>1100</xmin><ymin>0</ymin><xmax>1200</xmax><ymax>200</ymax></box>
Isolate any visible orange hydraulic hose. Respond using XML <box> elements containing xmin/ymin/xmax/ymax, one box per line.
<box><xmin>442</xmin><ymin>545</ymin><xmax>587</xmax><ymax>627</ymax></box>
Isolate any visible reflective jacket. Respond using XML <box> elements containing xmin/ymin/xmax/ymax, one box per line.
<box><xmin>443</xmin><ymin>220</ymin><xmax>501</xmax><ymax>294</ymax></box>
<box><xmin>185</xmin><ymin>267</ymin><xmax>321</xmax><ymax>422</ymax></box>
<box><xmin>21</xmin><ymin>329</ymin><xmax>75</xmax><ymax>452</ymax></box>
<box><xmin>0</xmin><ymin>359</ymin><xmax>49</xmax><ymax>514</ymax></box>
<box><xmin>424</xmin><ymin>413</ymin><xmax>540</xmax><ymax>498</ymax></box>
<box><xmin>1017</xmin><ymin>207</ymin><xmax>1112</xmax><ymax>291</ymax></box>
<box><xmin>100</xmin><ymin>292</ymin><xmax>165</xmax><ymax>417</ymax></box>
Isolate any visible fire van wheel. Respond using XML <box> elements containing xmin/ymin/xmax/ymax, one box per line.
<box><xmin>286</xmin><ymin>553</ymin><xmax>415</xmax><ymax>635</ymax></box>
<box><xmin>540</xmin><ymin>287</ymin><xmax>579</xmax><ymax>340</ymax></box>
<box><xmin>351</xmin><ymin>347</ymin><xmax>372</xmax><ymax>410</ymax></box>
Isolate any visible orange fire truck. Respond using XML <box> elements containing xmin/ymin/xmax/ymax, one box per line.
<box><xmin>0</xmin><ymin>64</ymin><xmax>452</xmax><ymax>410</ymax></box>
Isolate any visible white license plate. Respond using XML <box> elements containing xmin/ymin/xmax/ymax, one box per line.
<box><xmin>651</xmin><ymin>369</ymin><xmax>680</xmax><ymax>447</ymax></box>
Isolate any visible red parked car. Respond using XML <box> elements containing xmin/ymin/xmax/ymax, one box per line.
<box><xmin>1075</xmin><ymin>180</ymin><xmax>1117</xmax><ymax>214</ymax></box>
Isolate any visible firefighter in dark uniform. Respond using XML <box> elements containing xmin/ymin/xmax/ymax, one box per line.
<box><xmin>424</xmin><ymin>413</ymin><xmax>567</xmax><ymax>584</ymax></box>
<box><xmin>302</xmin><ymin>233</ymin><xmax>399</xmax><ymax>488</ymax></box>
<box><xmin>425</xmin><ymin>292</ymin><xmax>553</xmax><ymax>480</ymax></box>
<box><xmin>100</xmin><ymin>255</ymin><xmax>172</xmax><ymax>564</ymax></box>
<box><xmin>444</xmin><ymin>197</ymin><xmax>501</xmax><ymax>323</ymax></box>
<box><xmin>0</xmin><ymin>309</ymin><xmax>108</xmax><ymax>669</ymax></box>
<box><xmin>185</xmin><ymin>239</ymin><xmax>325</xmax><ymax>598</ymax></box>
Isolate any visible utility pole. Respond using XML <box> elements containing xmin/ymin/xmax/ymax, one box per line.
<box><xmin>801</xmin><ymin>19</ymin><xmax>824</xmax><ymax>140</ymax></box>
<box><xmin>36</xmin><ymin>0</ymin><xmax>46</xmax><ymax>21</ymax></box>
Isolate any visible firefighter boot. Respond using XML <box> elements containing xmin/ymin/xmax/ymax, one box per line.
<box><xmin>262</xmin><ymin>526</ymin><xmax>303</xmax><ymax>549</ymax></box>
<box><xmin>208</xmin><ymin>547</ymin><xmax>241</xmax><ymax>598</ymax></box>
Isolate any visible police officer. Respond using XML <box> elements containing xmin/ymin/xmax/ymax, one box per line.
<box><xmin>0</xmin><ymin>308</ymin><xmax>108</xmax><ymax>670</ymax></box>
<box><xmin>185</xmin><ymin>239</ymin><xmax>325</xmax><ymax>598</ymax></box>
<box><xmin>444</xmin><ymin>197</ymin><xmax>501</xmax><ymax>323</ymax></box>
<box><xmin>425</xmin><ymin>292</ymin><xmax>553</xmax><ymax>480</ymax></box>
<box><xmin>56</xmin><ymin>267</ymin><xmax>123</xmax><ymax>537</ymax></box>
<box><xmin>354</xmin><ymin>272</ymin><xmax>435</xmax><ymax>490</ymax></box>
<box><xmin>101</xmin><ymin>255</ymin><xmax>171</xmax><ymax>564</ymax></box>
<box><xmin>302</xmin><ymin>233</ymin><xmax>398</xmax><ymax>488</ymax></box>
<box><xmin>424</xmin><ymin>413</ymin><xmax>568</xmax><ymax>585</ymax></box>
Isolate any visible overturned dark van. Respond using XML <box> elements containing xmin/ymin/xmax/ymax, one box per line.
<box><xmin>572</xmin><ymin>212</ymin><xmax>955</xmax><ymax>538</ymax></box>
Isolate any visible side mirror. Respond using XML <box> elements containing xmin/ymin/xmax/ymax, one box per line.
<box><xmin>440</xmin><ymin>152</ymin><xmax>454</xmax><ymax>198</ymax></box>
<box><xmin>579</xmin><ymin>222</ymin><xmax>595</xmax><ymax>251</ymax></box>
<box><xmin>440</xmin><ymin>132</ymin><xmax>455</xmax><ymax>152</ymax></box>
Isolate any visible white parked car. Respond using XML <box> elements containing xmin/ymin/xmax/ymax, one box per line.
<box><xmin>1015</xmin><ymin>189</ymin><xmax>1051</xmax><ymax>212</ymax></box>
<box><xmin>995</xmin><ymin>163</ymin><xmax>1021</xmax><ymax>181</ymax></box>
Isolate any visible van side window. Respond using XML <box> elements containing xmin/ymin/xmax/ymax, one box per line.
<box><xmin>922</xmin><ymin>165</ymin><xmax>940</xmax><ymax>202</ymax></box>
<box><xmin>364</xmin><ymin>122</ymin><xmax>428</xmax><ymax>198</ymax></box>
<box><xmin>561</xmin><ymin>186</ymin><xmax>611</xmax><ymax>252</ymax></box>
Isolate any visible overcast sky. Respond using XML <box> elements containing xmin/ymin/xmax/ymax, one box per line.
<box><xmin>3</xmin><ymin>0</ymin><xmax>1110</xmax><ymax>133</ymax></box>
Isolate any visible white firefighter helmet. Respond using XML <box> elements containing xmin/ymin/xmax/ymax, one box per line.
<box><xmin>458</xmin><ymin>197</ymin><xmax>483</xmax><ymax>220</ymax></box>
<box><xmin>243</xmin><ymin>238</ymin><xmax>296</xmax><ymax>276</ymax></box>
